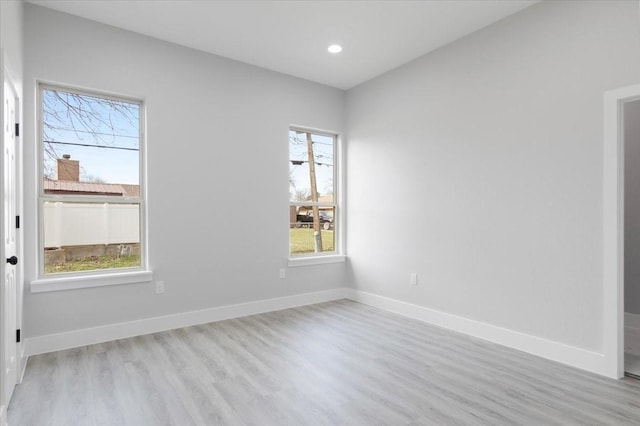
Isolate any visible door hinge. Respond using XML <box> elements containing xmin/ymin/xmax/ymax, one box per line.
<box><xmin>15</xmin><ymin>215</ymin><xmax>20</xmax><ymax>229</ymax></box>
<box><xmin>16</xmin><ymin>329</ymin><xmax>21</xmax><ymax>343</ymax></box>
<box><xmin>15</xmin><ymin>123</ymin><xmax>19</xmax><ymax>137</ymax></box>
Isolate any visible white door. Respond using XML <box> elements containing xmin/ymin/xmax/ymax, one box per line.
<box><xmin>1</xmin><ymin>68</ymin><xmax>18</xmax><ymax>420</ymax></box>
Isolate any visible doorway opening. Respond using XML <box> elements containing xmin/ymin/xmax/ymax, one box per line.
<box><xmin>604</xmin><ymin>83</ymin><xmax>640</xmax><ymax>379</ymax></box>
<box><xmin>624</xmin><ymin>98</ymin><xmax>640</xmax><ymax>378</ymax></box>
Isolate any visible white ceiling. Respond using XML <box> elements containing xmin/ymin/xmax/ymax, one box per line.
<box><xmin>27</xmin><ymin>0</ymin><xmax>538</xmax><ymax>90</ymax></box>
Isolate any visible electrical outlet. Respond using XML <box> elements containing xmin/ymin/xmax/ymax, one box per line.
<box><xmin>155</xmin><ymin>281</ymin><xmax>165</xmax><ymax>294</ymax></box>
<box><xmin>410</xmin><ymin>273</ymin><xmax>418</xmax><ymax>286</ymax></box>
<box><xmin>279</xmin><ymin>268</ymin><xmax>286</xmax><ymax>279</ymax></box>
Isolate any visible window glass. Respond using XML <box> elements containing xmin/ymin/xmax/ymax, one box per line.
<box><xmin>289</xmin><ymin>129</ymin><xmax>337</xmax><ymax>256</ymax></box>
<box><xmin>40</xmin><ymin>86</ymin><xmax>143</xmax><ymax>275</ymax></box>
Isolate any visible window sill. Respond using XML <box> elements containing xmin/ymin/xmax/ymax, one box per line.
<box><xmin>288</xmin><ymin>254</ymin><xmax>346</xmax><ymax>268</ymax></box>
<box><xmin>30</xmin><ymin>270</ymin><xmax>153</xmax><ymax>293</ymax></box>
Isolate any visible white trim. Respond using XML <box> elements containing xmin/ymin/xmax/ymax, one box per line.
<box><xmin>346</xmin><ymin>289</ymin><xmax>610</xmax><ymax>377</ymax></box>
<box><xmin>288</xmin><ymin>254</ymin><xmax>346</xmax><ymax>267</ymax></box>
<box><xmin>290</xmin><ymin>202</ymin><xmax>334</xmax><ymax>207</ymax></box>
<box><xmin>603</xmin><ymin>83</ymin><xmax>640</xmax><ymax>379</ymax></box>
<box><xmin>289</xmin><ymin>124</ymin><xmax>337</xmax><ymax>139</ymax></box>
<box><xmin>626</xmin><ymin>312</ymin><xmax>640</xmax><ymax>330</ymax></box>
<box><xmin>17</xmin><ymin>344</ymin><xmax>26</xmax><ymax>384</ymax></box>
<box><xmin>334</xmin><ymin>130</ymin><xmax>345</xmax><ymax>257</ymax></box>
<box><xmin>30</xmin><ymin>270</ymin><xmax>153</xmax><ymax>293</ymax></box>
<box><xmin>24</xmin><ymin>288</ymin><xmax>347</xmax><ymax>356</ymax></box>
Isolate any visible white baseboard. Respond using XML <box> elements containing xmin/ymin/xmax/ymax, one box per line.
<box><xmin>346</xmin><ymin>289</ymin><xmax>609</xmax><ymax>377</ymax></box>
<box><xmin>17</xmin><ymin>343</ymin><xmax>27</xmax><ymax>383</ymax></box>
<box><xmin>24</xmin><ymin>287</ymin><xmax>612</xmax><ymax>377</ymax></box>
<box><xmin>25</xmin><ymin>288</ymin><xmax>347</xmax><ymax>356</ymax></box>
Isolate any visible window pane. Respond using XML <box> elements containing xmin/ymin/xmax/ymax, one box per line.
<box><xmin>289</xmin><ymin>130</ymin><xmax>334</xmax><ymax>203</ymax></box>
<box><xmin>289</xmin><ymin>206</ymin><xmax>335</xmax><ymax>256</ymax></box>
<box><xmin>42</xmin><ymin>88</ymin><xmax>140</xmax><ymax>187</ymax></box>
<box><xmin>40</xmin><ymin>86</ymin><xmax>144</xmax><ymax>276</ymax></box>
<box><xmin>43</xmin><ymin>201</ymin><xmax>141</xmax><ymax>274</ymax></box>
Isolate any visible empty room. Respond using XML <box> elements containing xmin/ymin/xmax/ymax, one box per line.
<box><xmin>1</xmin><ymin>0</ymin><xmax>640</xmax><ymax>424</ymax></box>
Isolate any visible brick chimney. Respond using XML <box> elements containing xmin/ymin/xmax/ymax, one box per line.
<box><xmin>56</xmin><ymin>154</ymin><xmax>80</xmax><ymax>181</ymax></box>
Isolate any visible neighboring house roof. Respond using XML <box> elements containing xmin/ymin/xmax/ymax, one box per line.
<box><xmin>44</xmin><ymin>179</ymin><xmax>135</xmax><ymax>196</ymax></box>
<box><xmin>297</xmin><ymin>194</ymin><xmax>335</xmax><ymax>213</ymax></box>
<box><xmin>119</xmin><ymin>184</ymin><xmax>140</xmax><ymax>198</ymax></box>
<box><xmin>318</xmin><ymin>194</ymin><xmax>333</xmax><ymax>203</ymax></box>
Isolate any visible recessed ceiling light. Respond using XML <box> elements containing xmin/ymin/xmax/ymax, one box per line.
<box><xmin>328</xmin><ymin>44</ymin><xmax>343</xmax><ymax>54</ymax></box>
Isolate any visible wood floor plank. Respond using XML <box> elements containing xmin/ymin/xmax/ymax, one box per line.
<box><xmin>9</xmin><ymin>300</ymin><xmax>640</xmax><ymax>425</ymax></box>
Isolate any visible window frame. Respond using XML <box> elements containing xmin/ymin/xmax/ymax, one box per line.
<box><xmin>288</xmin><ymin>126</ymin><xmax>344</xmax><ymax>265</ymax></box>
<box><xmin>33</xmin><ymin>82</ymin><xmax>150</xmax><ymax>286</ymax></box>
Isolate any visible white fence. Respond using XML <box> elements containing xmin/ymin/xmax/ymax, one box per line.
<box><xmin>44</xmin><ymin>202</ymin><xmax>140</xmax><ymax>248</ymax></box>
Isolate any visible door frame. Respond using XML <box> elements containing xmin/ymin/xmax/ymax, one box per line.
<box><xmin>603</xmin><ymin>83</ymin><xmax>640</xmax><ymax>379</ymax></box>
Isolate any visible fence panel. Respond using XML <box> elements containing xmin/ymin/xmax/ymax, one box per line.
<box><xmin>44</xmin><ymin>202</ymin><xmax>139</xmax><ymax>248</ymax></box>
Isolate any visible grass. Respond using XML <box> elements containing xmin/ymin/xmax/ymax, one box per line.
<box><xmin>290</xmin><ymin>228</ymin><xmax>335</xmax><ymax>255</ymax></box>
<box><xmin>45</xmin><ymin>255</ymin><xmax>140</xmax><ymax>274</ymax></box>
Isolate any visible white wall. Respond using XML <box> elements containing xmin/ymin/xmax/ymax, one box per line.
<box><xmin>1</xmin><ymin>0</ymin><xmax>23</xmax><ymax>91</ymax></box>
<box><xmin>23</xmin><ymin>4</ymin><xmax>345</xmax><ymax>338</ymax></box>
<box><xmin>346</xmin><ymin>0</ymin><xmax>640</xmax><ymax>352</ymax></box>
<box><xmin>625</xmin><ymin>99</ymin><xmax>640</xmax><ymax>316</ymax></box>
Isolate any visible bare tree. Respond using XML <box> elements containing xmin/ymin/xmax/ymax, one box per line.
<box><xmin>79</xmin><ymin>171</ymin><xmax>106</xmax><ymax>184</ymax></box>
<box><xmin>42</xmin><ymin>88</ymin><xmax>139</xmax><ymax>180</ymax></box>
<box><xmin>293</xmin><ymin>189</ymin><xmax>311</xmax><ymax>202</ymax></box>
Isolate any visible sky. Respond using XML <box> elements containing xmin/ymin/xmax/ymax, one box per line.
<box><xmin>42</xmin><ymin>88</ymin><xmax>140</xmax><ymax>185</ymax></box>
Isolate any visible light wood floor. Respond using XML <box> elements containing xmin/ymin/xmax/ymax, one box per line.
<box><xmin>9</xmin><ymin>300</ymin><xmax>640</xmax><ymax>425</ymax></box>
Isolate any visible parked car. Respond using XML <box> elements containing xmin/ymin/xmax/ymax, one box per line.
<box><xmin>295</xmin><ymin>210</ymin><xmax>333</xmax><ymax>230</ymax></box>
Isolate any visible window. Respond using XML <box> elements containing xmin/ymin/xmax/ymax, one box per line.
<box><xmin>289</xmin><ymin>128</ymin><xmax>338</xmax><ymax>257</ymax></box>
<box><xmin>39</xmin><ymin>84</ymin><xmax>145</xmax><ymax>276</ymax></box>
